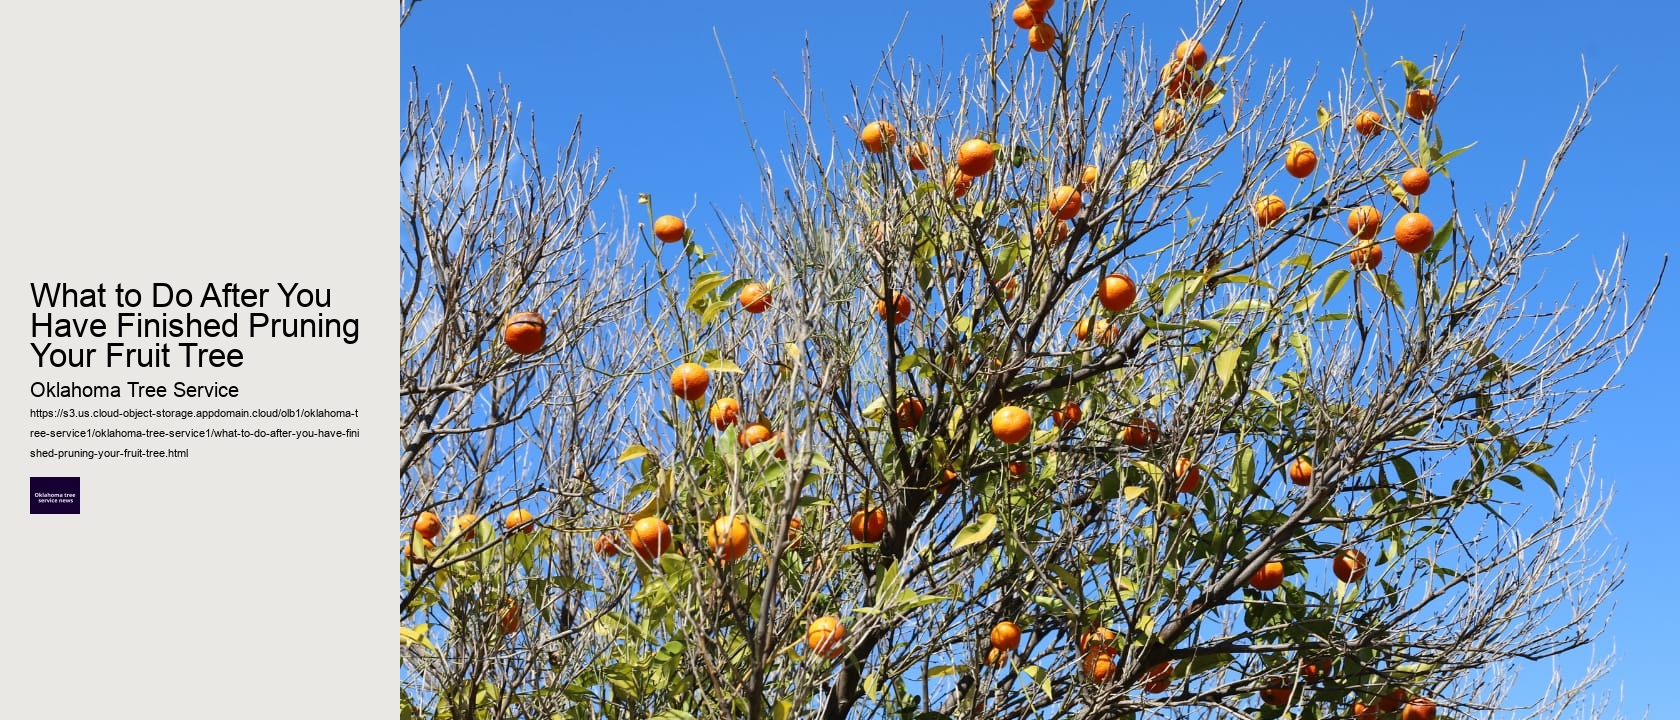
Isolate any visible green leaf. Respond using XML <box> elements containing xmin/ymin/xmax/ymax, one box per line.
<box><xmin>1022</xmin><ymin>664</ymin><xmax>1055</xmax><ymax>700</ymax></box>
<box><xmin>1370</xmin><ymin>273</ymin><xmax>1405</xmax><ymax>306</ymax></box>
<box><xmin>1214</xmin><ymin>348</ymin><xmax>1241</xmax><ymax>387</ymax></box>
<box><xmin>618</xmin><ymin>445</ymin><xmax>652</xmax><ymax>464</ymax></box>
<box><xmin>1522</xmin><ymin>461</ymin><xmax>1558</xmax><ymax>494</ymax></box>
<box><xmin>705</xmin><ymin>359</ymin><xmax>743</xmax><ymax>373</ymax></box>
<box><xmin>1323</xmin><ymin>268</ymin><xmax>1351</xmax><ymax>302</ymax></box>
<box><xmin>953</xmin><ymin>514</ymin><xmax>998</xmax><ymax>550</ymax></box>
<box><xmin>927</xmin><ymin>665</ymin><xmax>959</xmax><ymax>678</ymax></box>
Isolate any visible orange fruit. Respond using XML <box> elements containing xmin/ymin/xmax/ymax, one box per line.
<box><xmin>1299</xmin><ymin>658</ymin><xmax>1322</xmax><ymax>682</ymax></box>
<box><xmin>937</xmin><ymin>467</ymin><xmax>960</xmax><ymax>495</ymax></box>
<box><xmin>1010</xmin><ymin>3</ymin><xmax>1041</xmax><ymax>29</ymax></box>
<box><xmin>1079</xmin><ymin>626</ymin><xmax>1118</xmax><ymax>656</ymax></box>
<box><xmin>738</xmin><ymin>422</ymin><xmax>774</xmax><ymax>449</ymax></box>
<box><xmin>876</xmin><ymin>291</ymin><xmax>913</xmax><ymax>325</ymax></box>
<box><xmin>1159</xmin><ymin>59</ymin><xmax>1193</xmax><ymax>99</ymax></box>
<box><xmin>1402</xmin><ymin>697</ymin><xmax>1437</xmax><ymax>720</ymax></box>
<box><xmin>894</xmin><ymin>396</ymin><xmax>925</xmax><ymax>429</ymax></box>
<box><xmin>1379</xmin><ymin>689</ymin><xmax>1409</xmax><ymax>713</ymax></box>
<box><xmin>849</xmin><ymin>507</ymin><xmax>887</xmax><ymax>542</ymax></box>
<box><xmin>990</xmin><ymin>621</ymin><xmax>1022</xmax><ymax>652</ymax></box>
<box><xmin>1008</xmin><ymin>461</ymin><xmax>1030</xmax><ymax>478</ymax></box>
<box><xmin>669</xmin><ymin>362</ymin><xmax>710</xmax><ymax>401</ymax></box>
<box><xmin>1288</xmin><ymin>457</ymin><xmax>1313</xmax><ymax>486</ymax></box>
<box><xmin>628</xmin><ymin>516</ymin><xmax>673</xmax><ymax>560</ymax></box>
<box><xmin>709</xmin><ymin>397</ymin><xmax>742</xmax><ymax>430</ymax></box>
<box><xmin>1353</xmin><ymin>109</ymin><xmax>1384</xmax><ymax>137</ymax></box>
<box><xmin>1259</xmin><ymin>678</ymin><xmax>1291</xmax><ymax>706</ymax></box>
<box><xmin>1174</xmin><ymin>457</ymin><xmax>1202</xmax><ymax>494</ymax></box>
<box><xmin>860</xmin><ymin>120</ymin><xmax>897</xmax><ymax>153</ymax></box>
<box><xmin>995</xmin><ymin>275</ymin><xmax>1020</xmax><ymax>298</ymax></box>
<box><xmin>1048</xmin><ymin>185</ymin><xmax>1082</xmax><ymax>220</ymax></box>
<box><xmin>415</xmin><ymin>511</ymin><xmax>442</xmax><ymax>540</ymax></box>
<box><xmin>502</xmin><ymin>311</ymin><xmax>546</xmax><ymax>355</ymax></box>
<box><xmin>807</xmin><ymin>615</ymin><xmax>847</xmax><ymax>658</ymax></box>
<box><xmin>1025</xmin><ymin>0</ymin><xmax>1054</xmax><ymax>12</ymax></box>
<box><xmin>1284</xmin><ymin>141</ymin><xmax>1318</xmax><ymax>179</ymax></box>
<box><xmin>1073</xmin><ymin>317</ymin><xmax>1117</xmax><ymax>344</ymax></box>
<box><xmin>1037</xmin><ymin>217</ymin><xmax>1071</xmax><ymax>245</ymax></box>
<box><xmin>498</xmin><ymin>598</ymin><xmax>521</xmax><ymax>635</ymax></box>
<box><xmin>1405</xmin><ymin>88</ymin><xmax>1437</xmax><ymax>120</ymax></box>
<box><xmin>593</xmin><ymin>533</ymin><xmax>620</xmax><ymax>557</ymax></box>
<box><xmin>404</xmin><ymin>535</ymin><xmax>435</xmax><ymax>564</ymax></box>
<box><xmin>945</xmin><ymin>167</ymin><xmax>974</xmax><ymax>198</ymax></box>
<box><xmin>1028</xmin><ymin>22</ymin><xmax>1056</xmax><ymax>52</ymax></box>
<box><xmin>1249</xmin><ymin>560</ymin><xmax>1285</xmax><ymax>591</ymax></box>
<box><xmin>1346</xmin><ymin>205</ymin><xmax>1383</xmax><ymax>240</ymax></box>
<box><xmin>1079</xmin><ymin>164</ymin><xmax>1099</xmax><ymax>191</ymax></box>
<box><xmin>1082</xmin><ymin>651</ymin><xmax>1118</xmax><ymax>682</ymax></box>
<box><xmin>1173</xmin><ymin>38</ymin><xmax>1209</xmax><ymax>70</ymax></box>
<box><xmin>1121</xmin><ymin>417</ymin><xmax>1159</xmax><ymax>448</ymax></box>
<box><xmin>1144</xmin><ymin>661</ymin><xmax>1173</xmax><ymax>693</ymax></box>
<box><xmin>706</xmin><ymin>514</ymin><xmax>752</xmax><ymax>562</ymax></box>
<box><xmin>957</xmin><ymin>139</ymin><xmax>996</xmax><ymax>177</ymax></box>
<box><xmin>1350</xmin><ymin>241</ymin><xmax>1384</xmax><ymax>271</ymax></box>
<box><xmin>452</xmin><ymin>513</ymin><xmax>479</xmax><ymax>538</ymax></box>
<box><xmin>1097</xmin><ymin>273</ymin><xmax>1137</xmax><ymax>312</ymax></box>
<box><xmin>1401</xmin><ymin>167</ymin><xmax>1431</xmax><ymax>195</ymax></box>
<box><xmin>991</xmin><ymin>406</ymin><xmax>1034</xmax><ymax>444</ymax></box>
<box><xmin>653</xmin><ymin>214</ymin><xmax>687</xmax><ymax>243</ymax></box>
<box><xmin>1352</xmin><ymin>702</ymin><xmax>1379</xmax><ymax>720</ymax></box>
<box><xmin>786</xmin><ymin>515</ymin><xmax>804</xmax><ymax>549</ymax></box>
<box><xmin>1333</xmin><ymin>548</ymin><xmax>1368</xmax><ymax>583</ymax></box>
<box><xmin>504</xmin><ymin>508</ymin><xmax>536</xmax><ymax>533</ymax></box>
<box><xmin>985</xmin><ymin>646</ymin><xmax>1009</xmax><ymax>667</ymax></box>
<box><xmin>1394</xmin><ymin>212</ymin><xmax>1435</xmax><ymax>254</ymax></box>
<box><xmin>907</xmin><ymin>141</ymin><xmax>932</xmax><ymax>171</ymax></box>
<box><xmin>1153</xmin><ymin>106</ymin><xmax>1187</xmax><ymax>138</ymax></box>
<box><xmin>1252</xmin><ymin>194</ymin><xmax>1286</xmax><ymax>227</ymax></box>
<box><xmin>1051</xmin><ymin>400</ymin><xmax>1083</xmax><ymax>430</ymax></box>
<box><xmin>738</xmin><ymin>282</ymin><xmax>772</xmax><ymax>313</ymax></box>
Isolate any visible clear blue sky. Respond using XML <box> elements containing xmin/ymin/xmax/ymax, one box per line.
<box><xmin>402</xmin><ymin>1</ymin><xmax>1677</xmax><ymax>714</ymax></box>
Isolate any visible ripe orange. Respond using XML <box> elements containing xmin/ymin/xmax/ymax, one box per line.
<box><xmin>1079</xmin><ymin>164</ymin><xmax>1100</xmax><ymax>191</ymax></box>
<box><xmin>990</xmin><ymin>621</ymin><xmax>1022</xmax><ymax>652</ymax></box>
<box><xmin>1333</xmin><ymin>548</ymin><xmax>1368</xmax><ymax>583</ymax></box>
<box><xmin>860</xmin><ymin>120</ymin><xmax>897</xmax><ymax>153</ymax></box>
<box><xmin>1401</xmin><ymin>167</ymin><xmax>1431</xmax><ymax>195</ymax></box>
<box><xmin>593</xmin><ymin>533</ymin><xmax>620</xmax><ymax>557</ymax></box>
<box><xmin>1028</xmin><ymin>22</ymin><xmax>1056</xmax><ymax>52</ymax></box>
<box><xmin>1037</xmin><ymin>217</ymin><xmax>1070</xmax><ymax>245</ymax></box>
<box><xmin>894</xmin><ymin>396</ymin><xmax>925</xmax><ymax>429</ymax></box>
<box><xmin>499</xmin><ymin>598</ymin><xmax>521</xmax><ymax>635</ymax></box>
<box><xmin>1153</xmin><ymin>106</ymin><xmax>1187</xmax><ymax>138</ymax></box>
<box><xmin>985</xmin><ymin>647</ymin><xmax>1009</xmax><ymax>667</ymax></box>
<box><xmin>1048</xmin><ymin>185</ymin><xmax>1082</xmax><ymax>220</ymax></box>
<box><xmin>1259</xmin><ymin>678</ymin><xmax>1292</xmax><ymax>706</ymax></box>
<box><xmin>653</xmin><ymin>214</ymin><xmax>686</xmax><ymax>243</ymax></box>
<box><xmin>1352</xmin><ymin>702</ymin><xmax>1379</xmax><ymax>720</ymax></box>
<box><xmin>1082</xmin><ymin>651</ymin><xmax>1118</xmax><ymax>682</ymax></box>
<box><xmin>1249</xmin><ymin>560</ymin><xmax>1285</xmax><ymax>591</ymax></box>
<box><xmin>1051</xmin><ymin>400</ymin><xmax>1083</xmax><ymax>430</ymax></box>
<box><xmin>1008</xmin><ymin>461</ymin><xmax>1030</xmax><ymax>478</ymax></box>
<box><xmin>876</xmin><ymin>291</ymin><xmax>913</xmax><ymax>325</ymax></box>
<box><xmin>786</xmin><ymin>514</ymin><xmax>804</xmax><ymax>549</ymax></box>
<box><xmin>709</xmin><ymin>397</ymin><xmax>742</xmax><ymax>430</ymax></box>
<box><xmin>1073</xmin><ymin>317</ymin><xmax>1118</xmax><ymax>344</ymax></box>
<box><xmin>669</xmin><ymin>362</ymin><xmax>710</xmax><ymax>401</ymax></box>
<box><xmin>1144</xmin><ymin>661</ymin><xmax>1173</xmax><ymax>693</ymax></box>
<box><xmin>906</xmin><ymin>141</ymin><xmax>932</xmax><ymax>171</ymax></box>
<box><xmin>1097</xmin><ymin>273</ymin><xmax>1137</xmax><ymax>312</ymax></box>
<box><xmin>1174</xmin><ymin>38</ymin><xmax>1209</xmax><ymax>69</ymax></box>
<box><xmin>996</xmin><ymin>275</ymin><xmax>1020</xmax><ymax>298</ymax></box>
<box><xmin>1394</xmin><ymin>212</ymin><xmax>1435</xmax><ymax>254</ymax></box>
<box><xmin>1174</xmin><ymin>457</ymin><xmax>1202</xmax><ymax>494</ymax></box>
<box><xmin>415</xmin><ymin>511</ymin><xmax>442</xmax><ymax>540</ymax></box>
<box><xmin>769</xmin><ymin>431</ymin><xmax>790</xmax><ymax>460</ymax></box>
<box><xmin>1159</xmin><ymin>60</ymin><xmax>1193</xmax><ymax>99</ymax></box>
<box><xmin>849</xmin><ymin>507</ymin><xmax>887</xmax><ymax>542</ymax></box>
<box><xmin>1346</xmin><ymin>205</ymin><xmax>1383</xmax><ymax>240</ymax></box>
<box><xmin>452</xmin><ymin>513</ymin><xmax>479</xmax><ymax>538</ymax></box>
<box><xmin>738</xmin><ymin>282</ymin><xmax>772</xmax><ymax>313</ymax></box>
<box><xmin>404</xmin><ymin>535</ymin><xmax>435</xmax><ymax>564</ymax></box>
<box><xmin>738</xmin><ymin>422</ymin><xmax>774</xmax><ymax>449</ymax></box>
<box><xmin>1010</xmin><ymin>3</ymin><xmax>1041</xmax><ymax>29</ymax></box>
<box><xmin>937</xmin><ymin>467</ymin><xmax>960</xmax><ymax>495</ymax></box>
<box><xmin>991</xmin><ymin>406</ymin><xmax>1034</xmax><ymax>444</ymax></box>
<box><xmin>1353</xmin><ymin>109</ymin><xmax>1384</xmax><ymax>137</ymax></box>
<box><xmin>1401</xmin><ymin>697</ymin><xmax>1437</xmax><ymax>720</ymax></box>
<box><xmin>628</xmin><ymin>516</ymin><xmax>673</xmax><ymax>560</ymax></box>
<box><xmin>503</xmin><ymin>311</ymin><xmax>546</xmax><ymax>355</ymax></box>
<box><xmin>957</xmin><ymin>139</ymin><xmax>996</xmax><ymax>177</ymax></box>
<box><xmin>1379</xmin><ymin>689</ymin><xmax>1409</xmax><ymax>713</ymax></box>
<box><xmin>1252</xmin><ymin>194</ymin><xmax>1286</xmax><ymax>227</ymax></box>
<box><xmin>1288</xmin><ymin>457</ymin><xmax>1313</xmax><ymax>486</ymax></box>
<box><xmin>1350</xmin><ymin>241</ymin><xmax>1384</xmax><ymax>271</ymax></box>
<box><xmin>807</xmin><ymin>615</ymin><xmax>847</xmax><ymax>658</ymax></box>
<box><xmin>1405</xmin><ymin>88</ymin><xmax>1437</xmax><ymax>120</ymax></box>
<box><xmin>707</xmin><ymin>514</ymin><xmax>752</xmax><ymax>562</ymax></box>
<box><xmin>1024</xmin><ymin>0</ymin><xmax>1054</xmax><ymax>12</ymax></box>
<box><xmin>1284</xmin><ymin>141</ymin><xmax>1318</xmax><ymax>179</ymax></box>
<box><xmin>504</xmin><ymin>508</ymin><xmax>536</xmax><ymax>533</ymax></box>
<box><xmin>1299</xmin><ymin>659</ymin><xmax>1322</xmax><ymax>682</ymax></box>
<box><xmin>945</xmin><ymin>167</ymin><xmax>974</xmax><ymax>198</ymax></box>
<box><xmin>1121</xmin><ymin>417</ymin><xmax>1159</xmax><ymax>448</ymax></box>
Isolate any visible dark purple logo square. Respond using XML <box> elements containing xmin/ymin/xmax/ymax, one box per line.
<box><xmin>30</xmin><ymin>477</ymin><xmax>79</xmax><ymax>514</ymax></box>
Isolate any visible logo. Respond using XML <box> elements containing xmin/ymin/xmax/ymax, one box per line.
<box><xmin>30</xmin><ymin>477</ymin><xmax>80</xmax><ymax>514</ymax></box>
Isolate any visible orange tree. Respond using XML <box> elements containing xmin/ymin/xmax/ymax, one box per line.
<box><xmin>399</xmin><ymin>2</ymin><xmax>1658</xmax><ymax>719</ymax></box>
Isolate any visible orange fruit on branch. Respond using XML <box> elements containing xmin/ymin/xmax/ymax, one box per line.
<box><xmin>1008</xmin><ymin>461</ymin><xmax>1030</xmax><ymax>478</ymax></box>
<box><xmin>1051</xmin><ymin>400</ymin><xmax>1083</xmax><ymax>430</ymax></box>
<box><xmin>1010</xmin><ymin>2</ymin><xmax>1041</xmax><ymax>29</ymax></box>
<box><xmin>849</xmin><ymin>507</ymin><xmax>886</xmax><ymax>542</ymax></box>
<box><xmin>876</xmin><ymin>291</ymin><xmax>913</xmax><ymax>325</ymax></box>
<box><xmin>1249</xmin><ymin>560</ymin><xmax>1285</xmax><ymax>591</ymax></box>
<box><xmin>1252</xmin><ymin>194</ymin><xmax>1286</xmax><ymax>228</ymax></box>
<box><xmin>1405</xmin><ymin>88</ymin><xmax>1437</xmax><ymax>120</ymax></box>
<box><xmin>738</xmin><ymin>282</ymin><xmax>772</xmax><ymax>313</ymax></box>
<box><xmin>906</xmin><ymin>141</ymin><xmax>931</xmax><ymax>171</ymax></box>
<box><xmin>502</xmin><ymin>311</ymin><xmax>546</xmax><ymax>355</ymax></box>
<box><xmin>1284</xmin><ymin>141</ymin><xmax>1318</xmax><ymax>179</ymax></box>
<box><xmin>1097</xmin><ymin>273</ymin><xmax>1137</xmax><ymax>312</ymax></box>
<box><xmin>709</xmin><ymin>397</ymin><xmax>741</xmax><ymax>430</ymax></box>
<box><xmin>1079</xmin><ymin>164</ymin><xmax>1100</xmax><ymax>191</ymax></box>
<box><xmin>894</xmin><ymin>396</ymin><xmax>925</xmax><ymax>429</ymax></box>
<box><xmin>706</xmin><ymin>514</ymin><xmax>752</xmax><ymax>562</ymax></box>
<box><xmin>1333</xmin><ymin>548</ymin><xmax>1368</xmax><ymax>583</ymax></box>
<box><xmin>1153</xmin><ymin>106</ymin><xmax>1187</xmax><ymax>138</ymax></box>
<box><xmin>1352</xmin><ymin>702</ymin><xmax>1379</xmax><ymax>720</ymax></box>
<box><xmin>1028</xmin><ymin>22</ymin><xmax>1056</xmax><ymax>52</ymax></box>
<box><xmin>1401</xmin><ymin>697</ymin><xmax>1437</xmax><ymax>720</ymax></box>
<box><xmin>669</xmin><ymin>362</ymin><xmax>710</xmax><ymax>401</ymax></box>
<box><xmin>1259</xmin><ymin>678</ymin><xmax>1292</xmax><ymax>706</ymax></box>
<box><xmin>404</xmin><ymin>535</ymin><xmax>435</xmax><ymax>564</ymax></box>
<box><xmin>414</xmin><ymin>511</ymin><xmax>442</xmax><ymax>540</ymax></box>
<box><xmin>1144</xmin><ymin>661</ymin><xmax>1173</xmax><ymax>693</ymax></box>
<box><xmin>989</xmin><ymin>621</ymin><xmax>1022</xmax><ymax>652</ymax></box>
<box><xmin>504</xmin><ymin>508</ymin><xmax>536</xmax><ymax>533</ymax></box>
<box><xmin>653</xmin><ymin>214</ymin><xmax>686</xmax><ymax>243</ymax></box>
<box><xmin>1288</xmin><ymin>457</ymin><xmax>1313</xmax><ymax>486</ymax></box>
<box><xmin>628</xmin><ymin>516</ymin><xmax>673</xmax><ymax>561</ymax></box>
<box><xmin>944</xmin><ymin>167</ymin><xmax>974</xmax><ymax>198</ymax></box>
<box><xmin>1121</xmin><ymin>417</ymin><xmax>1160</xmax><ymax>448</ymax></box>
<box><xmin>1350</xmin><ymin>241</ymin><xmax>1384</xmax><ymax>271</ymax></box>
<box><xmin>1353</xmin><ymin>109</ymin><xmax>1384</xmax><ymax>137</ymax></box>
<box><xmin>1082</xmin><ymin>651</ymin><xmax>1118</xmax><ymax>682</ymax></box>
<box><xmin>1048</xmin><ymin>185</ymin><xmax>1083</xmax><ymax>220</ymax></box>
<box><xmin>1401</xmin><ymin>167</ymin><xmax>1431</xmax><ymax>195</ymax></box>
<box><xmin>957</xmin><ymin>139</ymin><xmax>996</xmax><ymax>177</ymax></box>
<box><xmin>1173</xmin><ymin>39</ymin><xmax>1209</xmax><ymax>70</ymax></box>
<box><xmin>593</xmin><ymin>533</ymin><xmax>621</xmax><ymax>557</ymax></box>
<box><xmin>991</xmin><ymin>406</ymin><xmax>1034</xmax><ymax>444</ymax></box>
<box><xmin>452</xmin><ymin>513</ymin><xmax>479</xmax><ymax>538</ymax></box>
<box><xmin>738</xmin><ymin>422</ymin><xmax>774</xmax><ymax>449</ymax></box>
<box><xmin>1025</xmin><ymin>0</ymin><xmax>1054</xmax><ymax>12</ymax></box>
<box><xmin>1346</xmin><ymin>205</ymin><xmax>1384</xmax><ymax>240</ymax></box>
<box><xmin>498</xmin><ymin>598</ymin><xmax>521</xmax><ymax>635</ymax></box>
<box><xmin>1394</xmin><ymin>212</ymin><xmax>1435</xmax><ymax>254</ymax></box>
<box><xmin>1174</xmin><ymin>457</ymin><xmax>1202</xmax><ymax>494</ymax></box>
<box><xmin>860</xmin><ymin>120</ymin><xmax>897</xmax><ymax>153</ymax></box>
<box><xmin>1379</xmin><ymin>689</ymin><xmax>1409</xmax><ymax>713</ymax></box>
<box><xmin>807</xmin><ymin>615</ymin><xmax>847</xmax><ymax>658</ymax></box>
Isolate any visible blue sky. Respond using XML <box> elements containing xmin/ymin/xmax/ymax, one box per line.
<box><xmin>402</xmin><ymin>1</ymin><xmax>1678</xmax><ymax>714</ymax></box>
